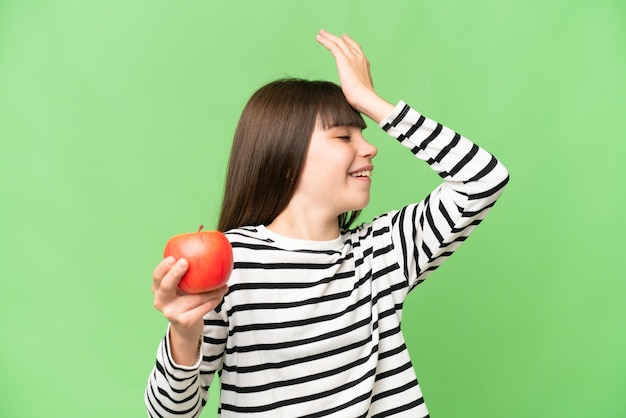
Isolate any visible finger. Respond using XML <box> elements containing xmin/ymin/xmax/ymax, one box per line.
<box><xmin>322</xmin><ymin>31</ymin><xmax>362</xmax><ymax>57</ymax></box>
<box><xmin>315</xmin><ymin>31</ymin><xmax>340</xmax><ymax>54</ymax></box>
<box><xmin>341</xmin><ymin>34</ymin><xmax>365</xmax><ymax>55</ymax></box>
<box><xmin>175</xmin><ymin>286</ymin><xmax>226</xmax><ymax>313</ymax></box>
<box><xmin>173</xmin><ymin>298</ymin><xmax>222</xmax><ymax>329</ymax></box>
<box><xmin>152</xmin><ymin>256</ymin><xmax>176</xmax><ymax>291</ymax></box>
<box><xmin>169</xmin><ymin>285</ymin><xmax>229</xmax><ymax>326</ymax></box>
<box><xmin>316</xmin><ymin>29</ymin><xmax>352</xmax><ymax>57</ymax></box>
<box><xmin>317</xmin><ymin>29</ymin><xmax>344</xmax><ymax>45</ymax></box>
<box><xmin>339</xmin><ymin>34</ymin><xmax>372</xmax><ymax>84</ymax></box>
<box><xmin>153</xmin><ymin>256</ymin><xmax>176</xmax><ymax>281</ymax></box>
<box><xmin>160</xmin><ymin>258</ymin><xmax>189</xmax><ymax>293</ymax></box>
<box><xmin>207</xmin><ymin>284</ymin><xmax>229</xmax><ymax>299</ymax></box>
<box><xmin>192</xmin><ymin>286</ymin><xmax>228</xmax><ymax>315</ymax></box>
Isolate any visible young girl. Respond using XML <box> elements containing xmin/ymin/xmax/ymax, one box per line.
<box><xmin>146</xmin><ymin>30</ymin><xmax>509</xmax><ymax>417</ymax></box>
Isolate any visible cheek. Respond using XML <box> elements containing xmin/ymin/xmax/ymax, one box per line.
<box><xmin>302</xmin><ymin>151</ymin><xmax>340</xmax><ymax>180</ymax></box>
<box><xmin>300</xmin><ymin>169</ymin><xmax>334</xmax><ymax>189</ymax></box>
<box><xmin>300</xmin><ymin>142</ymin><xmax>353</xmax><ymax>187</ymax></box>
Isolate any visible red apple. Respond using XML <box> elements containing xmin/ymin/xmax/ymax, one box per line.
<box><xmin>163</xmin><ymin>225</ymin><xmax>233</xmax><ymax>293</ymax></box>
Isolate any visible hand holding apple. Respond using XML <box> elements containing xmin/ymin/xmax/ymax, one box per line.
<box><xmin>163</xmin><ymin>225</ymin><xmax>233</xmax><ymax>293</ymax></box>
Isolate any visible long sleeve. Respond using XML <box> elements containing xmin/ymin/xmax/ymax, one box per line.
<box><xmin>380</xmin><ymin>101</ymin><xmax>509</xmax><ymax>289</ymax></box>
<box><xmin>145</xmin><ymin>312</ymin><xmax>228</xmax><ymax>417</ymax></box>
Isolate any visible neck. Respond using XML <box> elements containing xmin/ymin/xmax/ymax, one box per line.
<box><xmin>266</xmin><ymin>208</ymin><xmax>340</xmax><ymax>241</ymax></box>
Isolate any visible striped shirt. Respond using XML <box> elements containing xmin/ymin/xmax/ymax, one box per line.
<box><xmin>145</xmin><ymin>101</ymin><xmax>509</xmax><ymax>417</ymax></box>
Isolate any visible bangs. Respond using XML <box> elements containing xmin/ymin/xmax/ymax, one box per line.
<box><xmin>317</xmin><ymin>88</ymin><xmax>367</xmax><ymax>130</ymax></box>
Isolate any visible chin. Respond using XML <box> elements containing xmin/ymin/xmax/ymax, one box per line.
<box><xmin>339</xmin><ymin>193</ymin><xmax>371</xmax><ymax>214</ymax></box>
<box><xmin>352</xmin><ymin>197</ymin><xmax>370</xmax><ymax>211</ymax></box>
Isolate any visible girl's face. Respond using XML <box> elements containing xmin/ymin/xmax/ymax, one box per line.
<box><xmin>292</xmin><ymin>121</ymin><xmax>378</xmax><ymax>219</ymax></box>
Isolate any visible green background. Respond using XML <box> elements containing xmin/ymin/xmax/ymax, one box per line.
<box><xmin>1</xmin><ymin>0</ymin><xmax>624</xmax><ymax>417</ymax></box>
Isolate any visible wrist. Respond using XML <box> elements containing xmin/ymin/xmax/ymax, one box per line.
<box><xmin>353</xmin><ymin>91</ymin><xmax>395</xmax><ymax>124</ymax></box>
<box><xmin>168</xmin><ymin>324</ymin><xmax>202</xmax><ymax>367</ymax></box>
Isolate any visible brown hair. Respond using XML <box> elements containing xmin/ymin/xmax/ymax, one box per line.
<box><xmin>217</xmin><ymin>78</ymin><xmax>366</xmax><ymax>232</ymax></box>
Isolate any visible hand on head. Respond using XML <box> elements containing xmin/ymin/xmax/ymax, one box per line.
<box><xmin>316</xmin><ymin>30</ymin><xmax>394</xmax><ymax>124</ymax></box>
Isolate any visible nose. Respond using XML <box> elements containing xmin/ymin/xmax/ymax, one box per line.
<box><xmin>358</xmin><ymin>136</ymin><xmax>377</xmax><ymax>159</ymax></box>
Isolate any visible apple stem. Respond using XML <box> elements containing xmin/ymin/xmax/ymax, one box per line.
<box><xmin>198</xmin><ymin>224</ymin><xmax>204</xmax><ymax>232</ymax></box>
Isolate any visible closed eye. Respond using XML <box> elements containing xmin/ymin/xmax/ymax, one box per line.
<box><xmin>336</xmin><ymin>135</ymin><xmax>351</xmax><ymax>141</ymax></box>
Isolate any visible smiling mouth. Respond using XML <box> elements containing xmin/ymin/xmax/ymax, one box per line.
<box><xmin>350</xmin><ymin>170</ymin><xmax>372</xmax><ymax>178</ymax></box>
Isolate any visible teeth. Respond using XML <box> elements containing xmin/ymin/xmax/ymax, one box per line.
<box><xmin>351</xmin><ymin>170</ymin><xmax>372</xmax><ymax>178</ymax></box>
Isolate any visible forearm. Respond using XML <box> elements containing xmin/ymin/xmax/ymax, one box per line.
<box><xmin>381</xmin><ymin>101</ymin><xmax>509</xmax><ymax>199</ymax></box>
<box><xmin>169</xmin><ymin>326</ymin><xmax>202</xmax><ymax>366</ymax></box>
<box><xmin>145</xmin><ymin>328</ymin><xmax>205</xmax><ymax>418</ymax></box>
<box><xmin>381</xmin><ymin>102</ymin><xmax>509</xmax><ymax>286</ymax></box>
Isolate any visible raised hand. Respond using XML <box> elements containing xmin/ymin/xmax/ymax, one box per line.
<box><xmin>316</xmin><ymin>30</ymin><xmax>394</xmax><ymax>123</ymax></box>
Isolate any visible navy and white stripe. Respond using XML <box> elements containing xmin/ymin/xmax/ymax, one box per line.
<box><xmin>146</xmin><ymin>101</ymin><xmax>509</xmax><ymax>417</ymax></box>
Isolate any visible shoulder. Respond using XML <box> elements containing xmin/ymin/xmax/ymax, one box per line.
<box><xmin>342</xmin><ymin>212</ymin><xmax>395</xmax><ymax>246</ymax></box>
<box><xmin>224</xmin><ymin>225</ymin><xmax>274</xmax><ymax>245</ymax></box>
